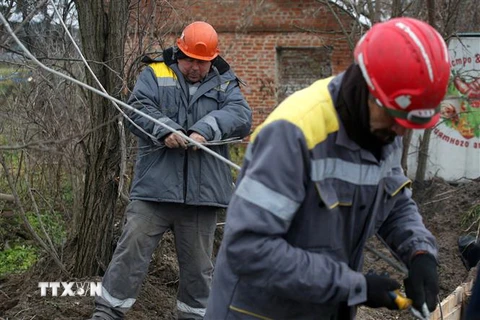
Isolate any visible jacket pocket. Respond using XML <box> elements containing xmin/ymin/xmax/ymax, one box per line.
<box><xmin>134</xmin><ymin>149</ymin><xmax>159</xmax><ymax>181</ymax></box>
<box><xmin>196</xmin><ymin>145</ymin><xmax>232</xmax><ymax>206</ymax></box>
<box><xmin>159</xmin><ymin>104</ymin><xmax>178</xmax><ymax>120</ymax></box>
<box><xmin>383</xmin><ymin>174</ymin><xmax>411</xmax><ymax>198</ymax></box>
<box><xmin>374</xmin><ymin>174</ymin><xmax>412</xmax><ymax>229</ymax></box>
<box><xmin>203</xmin><ymin>89</ymin><xmax>223</xmax><ymax>106</ymax></box>
<box><xmin>314</xmin><ymin>179</ymin><xmax>355</xmax><ymax>209</ymax></box>
<box><xmin>300</xmin><ymin>180</ymin><xmax>355</xmax><ymax>250</ymax></box>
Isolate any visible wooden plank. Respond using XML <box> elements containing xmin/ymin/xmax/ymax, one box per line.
<box><xmin>431</xmin><ymin>280</ymin><xmax>473</xmax><ymax>320</ymax></box>
<box><xmin>442</xmin><ymin>305</ymin><xmax>463</xmax><ymax>320</ymax></box>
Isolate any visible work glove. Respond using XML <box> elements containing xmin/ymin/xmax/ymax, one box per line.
<box><xmin>404</xmin><ymin>253</ymin><xmax>439</xmax><ymax>314</ymax></box>
<box><xmin>364</xmin><ymin>271</ymin><xmax>401</xmax><ymax>310</ymax></box>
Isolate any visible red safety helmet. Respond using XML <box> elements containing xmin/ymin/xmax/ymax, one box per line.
<box><xmin>176</xmin><ymin>21</ymin><xmax>220</xmax><ymax>61</ymax></box>
<box><xmin>354</xmin><ymin>17</ymin><xmax>451</xmax><ymax>129</ymax></box>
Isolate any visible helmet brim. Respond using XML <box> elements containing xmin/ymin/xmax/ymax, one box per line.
<box><xmin>394</xmin><ymin>112</ymin><xmax>440</xmax><ymax>129</ymax></box>
<box><xmin>182</xmin><ymin>50</ymin><xmax>218</xmax><ymax>61</ymax></box>
<box><xmin>176</xmin><ymin>40</ymin><xmax>219</xmax><ymax>61</ymax></box>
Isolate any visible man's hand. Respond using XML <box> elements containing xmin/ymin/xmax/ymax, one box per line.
<box><xmin>188</xmin><ymin>132</ymin><xmax>207</xmax><ymax>150</ymax></box>
<box><xmin>164</xmin><ymin>131</ymin><xmax>187</xmax><ymax>149</ymax></box>
<box><xmin>364</xmin><ymin>271</ymin><xmax>401</xmax><ymax>310</ymax></box>
<box><xmin>404</xmin><ymin>253</ymin><xmax>439</xmax><ymax>313</ymax></box>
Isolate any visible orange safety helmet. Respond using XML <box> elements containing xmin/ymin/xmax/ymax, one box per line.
<box><xmin>176</xmin><ymin>21</ymin><xmax>220</xmax><ymax>61</ymax></box>
<box><xmin>354</xmin><ymin>17</ymin><xmax>451</xmax><ymax>129</ymax></box>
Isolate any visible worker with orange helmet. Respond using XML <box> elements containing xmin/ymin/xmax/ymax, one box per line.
<box><xmin>89</xmin><ymin>21</ymin><xmax>251</xmax><ymax>320</ymax></box>
<box><xmin>206</xmin><ymin>17</ymin><xmax>449</xmax><ymax>320</ymax></box>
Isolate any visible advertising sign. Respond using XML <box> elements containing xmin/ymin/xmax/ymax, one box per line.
<box><xmin>408</xmin><ymin>34</ymin><xmax>480</xmax><ymax>181</ymax></box>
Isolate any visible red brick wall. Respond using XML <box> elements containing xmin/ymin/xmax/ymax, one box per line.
<box><xmin>138</xmin><ymin>0</ymin><xmax>356</xmax><ymax>128</ymax></box>
<box><xmin>220</xmin><ymin>33</ymin><xmax>352</xmax><ymax>127</ymax></box>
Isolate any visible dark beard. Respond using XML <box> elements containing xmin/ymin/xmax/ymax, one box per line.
<box><xmin>372</xmin><ymin>128</ymin><xmax>397</xmax><ymax>145</ymax></box>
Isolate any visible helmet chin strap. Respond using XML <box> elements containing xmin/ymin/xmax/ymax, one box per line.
<box><xmin>382</xmin><ymin>105</ymin><xmax>440</xmax><ymax>125</ymax></box>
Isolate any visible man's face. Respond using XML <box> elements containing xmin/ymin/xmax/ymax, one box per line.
<box><xmin>177</xmin><ymin>57</ymin><xmax>211</xmax><ymax>83</ymax></box>
<box><xmin>368</xmin><ymin>96</ymin><xmax>407</xmax><ymax>144</ymax></box>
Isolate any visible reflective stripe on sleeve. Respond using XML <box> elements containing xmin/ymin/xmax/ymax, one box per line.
<box><xmin>244</xmin><ymin>143</ymin><xmax>253</xmax><ymax>161</ymax></box>
<box><xmin>202</xmin><ymin>115</ymin><xmax>222</xmax><ymax>140</ymax></box>
<box><xmin>157</xmin><ymin>77</ymin><xmax>177</xmax><ymax>87</ymax></box>
<box><xmin>235</xmin><ymin>176</ymin><xmax>300</xmax><ymax>222</ymax></box>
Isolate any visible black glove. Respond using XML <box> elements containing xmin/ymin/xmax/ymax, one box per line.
<box><xmin>364</xmin><ymin>271</ymin><xmax>401</xmax><ymax>310</ymax></box>
<box><xmin>404</xmin><ymin>253</ymin><xmax>439</xmax><ymax>312</ymax></box>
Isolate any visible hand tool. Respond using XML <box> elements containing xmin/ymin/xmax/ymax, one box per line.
<box><xmin>410</xmin><ymin>303</ymin><xmax>431</xmax><ymax>320</ymax></box>
<box><xmin>388</xmin><ymin>289</ymin><xmax>412</xmax><ymax>310</ymax></box>
<box><xmin>389</xmin><ymin>291</ymin><xmax>431</xmax><ymax>320</ymax></box>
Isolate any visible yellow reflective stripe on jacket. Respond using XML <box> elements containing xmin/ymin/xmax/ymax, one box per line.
<box><xmin>149</xmin><ymin>62</ymin><xmax>177</xmax><ymax>85</ymax></box>
<box><xmin>250</xmin><ymin>77</ymin><xmax>339</xmax><ymax>150</ymax></box>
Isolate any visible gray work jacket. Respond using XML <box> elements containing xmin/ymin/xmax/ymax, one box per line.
<box><xmin>205</xmin><ymin>74</ymin><xmax>437</xmax><ymax>319</ymax></box>
<box><xmin>126</xmin><ymin>51</ymin><xmax>252</xmax><ymax>207</ymax></box>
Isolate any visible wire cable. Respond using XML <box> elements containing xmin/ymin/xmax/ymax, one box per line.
<box><xmin>0</xmin><ymin>11</ymin><xmax>241</xmax><ymax>171</ymax></box>
<box><xmin>49</xmin><ymin>0</ymin><xmax>158</xmax><ymax>143</ymax></box>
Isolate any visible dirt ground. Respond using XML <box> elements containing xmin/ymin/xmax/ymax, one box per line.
<box><xmin>0</xmin><ymin>178</ymin><xmax>479</xmax><ymax>320</ymax></box>
<box><xmin>357</xmin><ymin>178</ymin><xmax>480</xmax><ymax>320</ymax></box>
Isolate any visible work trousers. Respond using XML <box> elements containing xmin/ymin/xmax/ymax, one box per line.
<box><xmin>465</xmin><ymin>266</ymin><xmax>480</xmax><ymax>320</ymax></box>
<box><xmin>91</xmin><ymin>200</ymin><xmax>218</xmax><ymax>320</ymax></box>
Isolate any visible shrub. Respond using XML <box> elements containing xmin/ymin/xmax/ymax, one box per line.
<box><xmin>0</xmin><ymin>244</ymin><xmax>37</xmax><ymax>276</ymax></box>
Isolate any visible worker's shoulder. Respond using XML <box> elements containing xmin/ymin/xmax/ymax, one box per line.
<box><xmin>273</xmin><ymin>78</ymin><xmax>336</xmax><ymax>121</ymax></box>
<box><xmin>255</xmin><ymin>78</ymin><xmax>339</xmax><ymax>148</ymax></box>
<box><xmin>141</xmin><ymin>54</ymin><xmax>164</xmax><ymax>64</ymax></box>
<box><xmin>141</xmin><ymin>57</ymin><xmax>176</xmax><ymax>79</ymax></box>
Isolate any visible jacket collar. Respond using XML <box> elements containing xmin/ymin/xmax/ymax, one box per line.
<box><xmin>328</xmin><ymin>73</ymin><xmax>360</xmax><ymax>152</ymax></box>
<box><xmin>328</xmin><ymin>73</ymin><xmax>400</xmax><ymax>164</ymax></box>
<box><xmin>160</xmin><ymin>47</ymin><xmax>231</xmax><ymax>75</ymax></box>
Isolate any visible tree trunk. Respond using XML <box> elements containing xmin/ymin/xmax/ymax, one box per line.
<box><xmin>401</xmin><ymin>129</ymin><xmax>412</xmax><ymax>174</ymax></box>
<box><xmin>391</xmin><ymin>0</ymin><xmax>401</xmax><ymax>18</ymax></box>
<box><xmin>414</xmin><ymin>129</ymin><xmax>431</xmax><ymax>184</ymax></box>
<box><xmin>415</xmin><ymin>0</ymin><xmax>436</xmax><ymax>184</ymax></box>
<box><xmin>72</xmin><ymin>0</ymin><xmax>130</xmax><ymax>277</ymax></box>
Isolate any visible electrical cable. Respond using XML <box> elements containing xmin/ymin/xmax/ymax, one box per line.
<box><xmin>0</xmin><ymin>11</ymin><xmax>241</xmax><ymax>171</ymax></box>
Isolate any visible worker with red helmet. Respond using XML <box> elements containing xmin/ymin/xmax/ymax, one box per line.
<box><xmin>89</xmin><ymin>21</ymin><xmax>251</xmax><ymax>320</ymax></box>
<box><xmin>206</xmin><ymin>17</ymin><xmax>449</xmax><ymax>319</ymax></box>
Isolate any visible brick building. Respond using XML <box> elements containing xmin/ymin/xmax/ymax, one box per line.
<box><xmin>136</xmin><ymin>0</ymin><xmax>357</xmax><ymax>128</ymax></box>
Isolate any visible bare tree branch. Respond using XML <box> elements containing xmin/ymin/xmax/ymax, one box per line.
<box><xmin>0</xmin><ymin>152</ymin><xmax>69</xmax><ymax>276</ymax></box>
<box><xmin>317</xmin><ymin>0</ymin><xmax>356</xmax><ymax>50</ymax></box>
<box><xmin>0</xmin><ymin>0</ymin><xmax>49</xmax><ymax>46</ymax></box>
<box><xmin>0</xmin><ymin>193</ymin><xmax>15</xmax><ymax>202</ymax></box>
